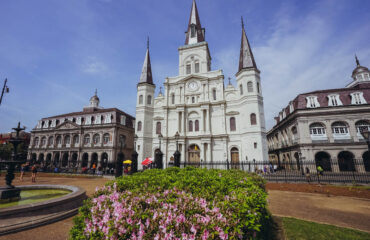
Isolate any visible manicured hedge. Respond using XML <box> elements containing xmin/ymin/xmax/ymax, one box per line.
<box><xmin>70</xmin><ymin>167</ymin><xmax>271</xmax><ymax>239</ymax></box>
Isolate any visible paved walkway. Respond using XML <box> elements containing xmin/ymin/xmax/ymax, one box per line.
<box><xmin>268</xmin><ymin>190</ymin><xmax>370</xmax><ymax>233</ymax></box>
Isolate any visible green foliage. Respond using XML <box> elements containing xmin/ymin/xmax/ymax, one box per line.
<box><xmin>70</xmin><ymin>167</ymin><xmax>270</xmax><ymax>239</ymax></box>
<box><xmin>283</xmin><ymin>217</ymin><xmax>370</xmax><ymax>240</ymax></box>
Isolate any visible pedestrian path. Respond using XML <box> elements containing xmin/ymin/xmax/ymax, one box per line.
<box><xmin>268</xmin><ymin>190</ymin><xmax>370</xmax><ymax>233</ymax></box>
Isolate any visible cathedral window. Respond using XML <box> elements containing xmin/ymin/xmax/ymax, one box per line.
<box><xmin>247</xmin><ymin>81</ymin><xmax>253</xmax><ymax>92</ymax></box>
<box><xmin>147</xmin><ymin>95</ymin><xmax>152</xmax><ymax>105</ymax></box>
<box><xmin>192</xmin><ymin>97</ymin><xmax>195</xmax><ymax>103</ymax></box>
<box><xmin>139</xmin><ymin>95</ymin><xmax>143</xmax><ymax>104</ymax></box>
<box><xmin>137</xmin><ymin>121</ymin><xmax>142</xmax><ymax>131</ymax></box>
<box><xmin>156</xmin><ymin>122</ymin><xmax>161</xmax><ymax>134</ymax></box>
<box><xmin>171</xmin><ymin>93</ymin><xmax>175</xmax><ymax>104</ymax></box>
<box><xmin>254</xmin><ymin>142</ymin><xmax>257</xmax><ymax>149</ymax></box>
<box><xmin>257</xmin><ymin>82</ymin><xmax>260</xmax><ymax>93</ymax></box>
<box><xmin>84</xmin><ymin>134</ymin><xmax>90</xmax><ymax>144</ymax></box>
<box><xmin>250</xmin><ymin>113</ymin><xmax>257</xmax><ymax>125</ymax></box>
<box><xmin>195</xmin><ymin>120</ymin><xmax>199</xmax><ymax>131</ymax></box>
<box><xmin>195</xmin><ymin>62</ymin><xmax>200</xmax><ymax>73</ymax></box>
<box><xmin>240</xmin><ymin>84</ymin><xmax>243</xmax><ymax>95</ymax></box>
<box><xmin>93</xmin><ymin>134</ymin><xmax>100</xmax><ymax>144</ymax></box>
<box><xmin>186</xmin><ymin>64</ymin><xmax>191</xmax><ymax>75</ymax></box>
<box><xmin>190</xmin><ymin>24</ymin><xmax>196</xmax><ymax>38</ymax></box>
<box><xmin>189</xmin><ymin>120</ymin><xmax>193</xmax><ymax>132</ymax></box>
<box><xmin>230</xmin><ymin>117</ymin><xmax>236</xmax><ymax>131</ymax></box>
<box><xmin>103</xmin><ymin>133</ymin><xmax>110</xmax><ymax>144</ymax></box>
<box><xmin>212</xmin><ymin>89</ymin><xmax>216</xmax><ymax>100</ymax></box>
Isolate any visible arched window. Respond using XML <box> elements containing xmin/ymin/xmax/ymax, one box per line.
<box><xmin>137</xmin><ymin>121</ymin><xmax>142</xmax><ymax>131</ymax></box>
<box><xmin>192</xmin><ymin>97</ymin><xmax>195</xmax><ymax>103</ymax></box>
<box><xmin>189</xmin><ymin>120</ymin><xmax>193</xmax><ymax>132</ymax></box>
<box><xmin>171</xmin><ymin>93</ymin><xmax>175</xmax><ymax>104</ymax></box>
<box><xmin>310</xmin><ymin>123</ymin><xmax>326</xmax><ymax>135</ymax></box>
<box><xmin>212</xmin><ymin>89</ymin><xmax>216</xmax><ymax>100</ymax></box>
<box><xmin>338</xmin><ymin>151</ymin><xmax>355</xmax><ymax>172</ymax></box>
<box><xmin>250</xmin><ymin>113</ymin><xmax>257</xmax><ymax>125</ymax></box>
<box><xmin>156</xmin><ymin>122</ymin><xmax>161</xmax><ymax>134</ymax></box>
<box><xmin>247</xmin><ymin>81</ymin><xmax>253</xmax><ymax>92</ymax></box>
<box><xmin>240</xmin><ymin>84</ymin><xmax>243</xmax><ymax>95</ymax></box>
<box><xmin>355</xmin><ymin>120</ymin><xmax>370</xmax><ymax>137</ymax></box>
<box><xmin>147</xmin><ymin>95</ymin><xmax>152</xmax><ymax>105</ymax></box>
<box><xmin>48</xmin><ymin>136</ymin><xmax>54</xmax><ymax>146</ymax></box>
<box><xmin>41</xmin><ymin>137</ymin><xmax>46</xmax><ymax>146</ymax></box>
<box><xmin>84</xmin><ymin>134</ymin><xmax>90</xmax><ymax>144</ymax></box>
<box><xmin>139</xmin><ymin>95</ymin><xmax>143</xmax><ymax>104</ymax></box>
<box><xmin>363</xmin><ymin>151</ymin><xmax>370</xmax><ymax>172</ymax></box>
<box><xmin>93</xmin><ymin>134</ymin><xmax>100</xmax><ymax>144</ymax></box>
<box><xmin>315</xmin><ymin>152</ymin><xmax>332</xmax><ymax>171</ymax></box>
<box><xmin>332</xmin><ymin>122</ymin><xmax>349</xmax><ymax>139</ymax></box>
<box><xmin>64</xmin><ymin>135</ymin><xmax>70</xmax><ymax>144</ymax></box>
<box><xmin>56</xmin><ymin>136</ymin><xmax>61</xmax><ymax>144</ymax></box>
<box><xmin>195</xmin><ymin>62</ymin><xmax>200</xmax><ymax>73</ymax></box>
<box><xmin>257</xmin><ymin>82</ymin><xmax>260</xmax><ymax>93</ymax></box>
<box><xmin>103</xmin><ymin>133</ymin><xmax>110</xmax><ymax>144</ymax></box>
<box><xmin>195</xmin><ymin>120</ymin><xmax>199</xmax><ymax>131</ymax></box>
<box><xmin>73</xmin><ymin>135</ymin><xmax>79</xmax><ymax>144</ymax></box>
<box><xmin>230</xmin><ymin>117</ymin><xmax>236</xmax><ymax>131</ymax></box>
<box><xmin>34</xmin><ymin>137</ymin><xmax>39</xmax><ymax>146</ymax></box>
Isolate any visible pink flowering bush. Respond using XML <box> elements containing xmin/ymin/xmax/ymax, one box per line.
<box><xmin>70</xmin><ymin>167</ymin><xmax>270</xmax><ymax>239</ymax></box>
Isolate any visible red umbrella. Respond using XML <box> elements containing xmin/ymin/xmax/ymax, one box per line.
<box><xmin>141</xmin><ymin>157</ymin><xmax>153</xmax><ymax>166</ymax></box>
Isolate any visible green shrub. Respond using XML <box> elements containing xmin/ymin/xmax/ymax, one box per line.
<box><xmin>70</xmin><ymin>167</ymin><xmax>270</xmax><ymax>239</ymax></box>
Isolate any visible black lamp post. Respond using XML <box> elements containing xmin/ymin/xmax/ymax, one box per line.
<box><xmin>155</xmin><ymin>133</ymin><xmax>163</xmax><ymax>169</ymax></box>
<box><xmin>115</xmin><ymin>136</ymin><xmax>124</xmax><ymax>178</ymax></box>
<box><xmin>360</xmin><ymin>128</ymin><xmax>370</xmax><ymax>151</ymax></box>
<box><xmin>174</xmin><ymin>131</ymin><xmax>181</xmax><ymax>167</ymax></box>
<box><xmin>298</xmin><ymin>152</ymin><xmax>304</xmax><ymax>175</ymax></box>
<box><xmin>131</xmin><ymin>134</ymin><xmax>138</xmax><ymax>173</ymax></box>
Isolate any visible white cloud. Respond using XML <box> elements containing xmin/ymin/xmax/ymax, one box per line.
<box><xmin>82</xmin><ymin>57</ymin><xmax>108</xmax><ymax>74</ymax></box>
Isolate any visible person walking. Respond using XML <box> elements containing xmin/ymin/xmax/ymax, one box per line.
<box><xmin>31</xmin><ymin>164</ymin><xmax>38</xmax><ymax>183</ymax></box>
<box><xmin>317</xmin><ymin>165</ymin><xmax>324</xmax><ymax>176</ymax></box>
<box><xmin>19</xmin><ymin>163</ymin><xmax>26</xmax><ymax>181</ymax></box>
<box><xmin>92</xmin><ymin>163</ymin><xmax>96</xmax><ymax>175</ymax></box>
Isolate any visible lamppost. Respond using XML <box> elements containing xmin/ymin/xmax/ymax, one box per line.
<box><xmin>132</xmin><ymin>134</ymin><xmax>138</xmax><ymax>173</ymax></box>
<box><xmin>360</xmin><ymin>128</ymin><xmax>370</xmax><ymax>151</ymax></box>
<box><xmin>174</xmin><ymin>132</ymin><xmax>181</xmax><ymax>167</ymax></box>
<box><xmin>115</xmin><ymin>135</ymin><xmax>124</xmax><ymax>178</ymax></box>
<box><xmin>253</xmin><ymin>159</ymin><xmax>256</xmax><ymax>172</ymax></box>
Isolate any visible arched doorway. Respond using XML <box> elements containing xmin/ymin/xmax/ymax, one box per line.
<box><xmin>38</xmin><ymin>153</ymin><xmax>44</xmax><ymax>165</ymax></box>
<box><xmin>62</xmin><ymin>152</ymin><xmax>69</xmax><ymax>167</ymax></box>
<box><xmin>91</xmin><ymin>153</ymin><xmax>98</xmax><ymax>168</ymax></box>
<box><xmin>71</xmin><ymin>153</ymin><xmax>78</xmax><ymax>167</ymax></box>
<box><xmin>46</xmin><ymin>153</ymin><xmax>52</xmax><ymax>166</ymax></box>
<box><xmin>362</xmin><ymin>151</ymin><xmax>370</xmax><ymax>172</ymax></box>
<box><xmin>315</xmin><ymin>152</ymin><xmax>332</xmax><ymax>171</ymax></box>
<box><xmin>101</xmin><ymin>152</ymin><xmax>108</xmax><ymax>168</ymax></box>
<box><xmin>82</xmin><ymin>153</ymin><xmax>89</xmax><ymax>168</ymax></box>
<box><xmin>230</xmin><ymin>147</ymin><xmax>239</xmax><ymax>169</ymax></box>
<box><xmin>188</xmin><ymin>144</ymin><xmax>200</xmax><ymax>165</ymax></box>
<box><xmin>338</xmin><ymin>151</ymin><xmax>355</xmax><ymax>172</ymax></box>
<box><xmin>54</xmin><ymin>152</ymin><xmax>60</xmax><ymax>167</ymax></box>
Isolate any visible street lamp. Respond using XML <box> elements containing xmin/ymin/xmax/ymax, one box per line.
<box><xmin>298</xmin><ymin>151</ymin><xmax>304</xmax><ymax>175</ymax></box>
<box><xmin>132</xmin><ymin>134</ymin><xmax>138</xmax><ymax>173</ymax></box>
<box><xmin>360</xmin><ymin>128</ymin><xmax>370</xmax><ymax>151</ymax></box>
<box><xmin>174</xmin><ymin>132</ymin><xmax>181</xmax><ymax>167</ymax></box>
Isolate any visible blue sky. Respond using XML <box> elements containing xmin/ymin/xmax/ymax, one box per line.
<box><xmin>0</xmin><ymin>0</ymin><xmax>369</xmax><ymax>133</ymax></box>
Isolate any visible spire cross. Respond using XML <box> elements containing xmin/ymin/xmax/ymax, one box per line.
<box><xmin>355</xmin><ymin>54</ymin><xmax>360</xmax><ymax>66</ymax></box>
<box><xmin>241</xmin><ymin>16</ymin><xmax>244</xmax><ymax>29</ymax></box>
<box><xmin>95</xmin><ymin>89</ymin><xmax>97</xmax><ymax>96</ymax></box>
<box><xmin>228</xmin><ymin>77</ymin><xmax>231</xmax><ymax>85</ymax></box>
<box><xmin>147</xmin><ymin>36</ymin><xmax>149</xmax><ymax>49</ymax></box>
<box><xmin>159</xmin><ymin>87</ymin><xmax>162</xmax><ymax>94</ymax></box>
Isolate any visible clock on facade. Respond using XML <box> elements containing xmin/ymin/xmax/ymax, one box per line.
<box><xmin>188</xmin><ymin>81</ymin><xmax>198</xmax><ymax>91</ymax></box>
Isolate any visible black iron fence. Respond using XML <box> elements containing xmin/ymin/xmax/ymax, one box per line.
<box><xmin>180</xmin><ymin>159</ymin><xmax>370</xmax><ymax>184</ymax></box>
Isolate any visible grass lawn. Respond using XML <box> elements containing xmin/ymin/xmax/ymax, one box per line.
<box><xmin>282</xmin><ymin>217</ymin><xmax>370</xmax><ymax>240</ymax></box>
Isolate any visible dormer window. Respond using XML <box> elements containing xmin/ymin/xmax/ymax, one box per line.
<box><xmin>289</xmin><ymin>102</ymin><xmax>294</xmax><ymax>113</ymax></box>
<box><xmin>350</xmin><ymin>92</ymin><xmax>366</xmax><ymax>104</ymax></box>
<box><xmin>306</xmin><ymin>96</ymin><xmax>320</xmax><ymax>108</ymax></box>
<box><xmin>327</xmin><ymin>94</ymin><xmax>342</xmax><ymax>106</ymax></box>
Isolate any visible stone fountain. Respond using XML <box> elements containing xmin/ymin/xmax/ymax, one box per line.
<box><xmin>0</xmin><ymin>122</ymin><xmax>26</xmax><ymax>202</ymax></box>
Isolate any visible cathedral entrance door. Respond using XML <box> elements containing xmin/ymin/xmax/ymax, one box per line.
<box><xmin>230</xmin><ymin>147</ymin><xmax>239</xmax><ymax>169</ymax></box>
<box><xmin>188</xmin><ymin>144</ymin><xmax>200</xmax><ymax>166</ymax></box>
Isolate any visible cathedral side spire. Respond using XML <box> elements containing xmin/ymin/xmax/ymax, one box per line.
<box><xmin>355</xmin><ymin>54</ymin><xmax>360</xmax><ymax>67</ymax></box>
<box><xmin>139</xmin><ymin>37</ymin><xmax>154</xmax><ymax>85</ymax></box>
<box><xmin>185</xmin><ymin>0</ymin><xmax>205</xmax><ymax>45</ymax></box>
<box><xmin>238</xmin><ymin>17</ymin><xmax>258</xmax><ymax>73</ymax></box>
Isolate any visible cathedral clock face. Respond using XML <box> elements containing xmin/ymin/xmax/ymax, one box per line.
<box><xmin>188</xmin><ymin>81</ymin><xmax>198</xmax><ymax>91</ymax></box>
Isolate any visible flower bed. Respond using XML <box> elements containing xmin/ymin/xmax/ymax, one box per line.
<box><xmin>70</xmin><ymin>167</ymin><xmax>270</xmax><ymax>239</ymax></box>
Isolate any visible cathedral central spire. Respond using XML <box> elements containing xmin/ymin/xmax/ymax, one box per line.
<box><xmin>238</xmin><ymin>17</ymin><xmax>258</xmax><ymax>73</ymax></box>
<box><xmin>185</xmin><ymin>0</ymin><xmax>205</xmax><ymax>45</ymax></box>
<box><xmin>139</xmin><ymin>37</ymin><xmax>153</xmax><ymax>85</ymax></box>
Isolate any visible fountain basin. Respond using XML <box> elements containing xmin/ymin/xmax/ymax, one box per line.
<box><xmin>0</xmin><ymin>184</ymin><xmax>86</xmax><ymax>236</ymax></box>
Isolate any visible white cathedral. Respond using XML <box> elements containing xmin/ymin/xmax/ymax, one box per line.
<box><xmin>135</xmin><ymin>0</ymin><xmax>268</xmax><ymax>168</ymax></box>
